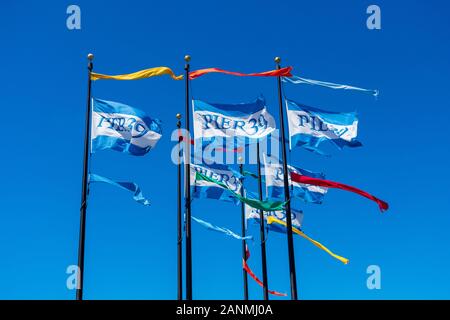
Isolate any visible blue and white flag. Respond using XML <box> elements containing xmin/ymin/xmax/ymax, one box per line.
<box><xmin>91</xmin><ymin>98</ymin><xmax>162</xmax><ymax>156</ymax></box>
<box><xmin>286</xmin><ymin>99</ymin><xmax>361</xmax><ymax>153</ymax></box>
<box><xmin>245</xmin><ymin>204</ymin><xmax>303</xmax><ymax>233</ymax></box>
<box><xmin>192</xmin><ymin>97</ymin><xmax>276</xmax><ymax>141</ymax></box>
<box><xmin>190</xmin><ymin>163</ymin><xmax>242</xmax><ymax>204</ymax></box>
<box><xmin>263</xmin><ymin>154</ymin><xmax>327</xmax><ymax>204</ymax></box>
<box><xmin>89</xmin><ymin>173</ymin><xmax>151</xmax><ymax>206</ymax></box>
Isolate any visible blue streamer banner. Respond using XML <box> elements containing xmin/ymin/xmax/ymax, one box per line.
<box><xmin>89</xmin><ymin>173</ymin><xmax>151</xmax><ymax>206</ymax></box>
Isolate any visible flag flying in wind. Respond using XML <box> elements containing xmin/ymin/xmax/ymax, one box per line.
<box><xmin>195</xmin><ymin>172</ymin><xmax>286</xmax><ymax>211</ymax></box>
<box><xmin>243</xmin><ymin>246</ymin><xmax>287</xmax><ymax>297</ymax></box>
<box><xmin>265</xmin><ymin>216</ymin><xmax>349</xmax><ymax>264</ymax></box>
<box><xmin>91</xmin><ymin>98</ymin><xmax>162</xmax><ymax>156</ymax></box>
<box><xmin>90</xmin><ymin>66</ymin><xmax>183</xmax><ymax>81</ymax></box>
<box><xmin>282</xmin><ymin>75</ymin><xmax>379</xmax><ymax>97</ymax></box>
<box><xmin>190</xmin><ymin>163</ymin><xmax>243</xmax><ymax>204</ymax></box>
<box><xmin>245</xmin><ymin>204</ymin><xmax>303</xmax><ymax>233</ymax></box>
<box><xmin>192</xmin><ymin>216</ymin><xmax>252</xmax><ymax>241</ymax></box>
<box><xmin>193</xmin><ymin>97</ymin><xmax>276</xmax><ymax>142</ymax></box>
<box><xmin>286</xmin><ymin>99</ymin><xmax>361</xmax><ymax>154</ymax></box>
<box><xmin>263</xmin><ymin>154</ymin><xmax>328</xmax><ymax>204</ymax></box>
<box><xmin>89</xmin><ymin>173</ymin><xmax>151</xmax><ymax>206</ymax></box>
<box><xmin>290</xmin><ymin>172</ymin><xmax>389</xmax><ymax>212</ymax></box>
<box><xmin>189</xmin><ymin>66</ymin><xmax>293</xmax><ymax>80</ymax></box>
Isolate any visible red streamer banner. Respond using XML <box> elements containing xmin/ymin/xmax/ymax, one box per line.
<box><xmin>290</xmin><ymin>172</ymin><xmax>389</xmax><ymax>212</ymax></box>
<box><xmin>189</xmin><ymin>66</ymin><xmax>293</xmax><ymax>80</ymax></box>
<box><xmin>242</xmin><ymin>246</ymin><xmax>287</xmax><ymax>297</ymax></box>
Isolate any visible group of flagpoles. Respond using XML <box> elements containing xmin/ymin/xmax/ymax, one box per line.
<box><xmin>78</xmin><ymin>54</ymin><xmax>298</xmax><ymax>300</ymax></box>
<box><xmin>77</xmin><ymin>53</ymin><xmax>94</xmax><ymax>300</ymax></box>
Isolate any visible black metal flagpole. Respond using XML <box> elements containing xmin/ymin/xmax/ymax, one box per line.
<box><xmin>76</xmin><ymin>53</ymin><xmax>94</xmax><ymax>300</ymax></box>
<box><xmin>176</xmin><ymin>113</ymin><xmax>183</xmax><ymax>300</ymax></box>
<box><xmin>275</xmin><ymin>56</ymin><xmax>298</xmax><ymax>300</ymax></box>
<box><xmin>238</xmin><ymin>157</ymin><xmax>249</xmax><ymax>300</ymax></box>
<box><xmin>184</xmin><ymin>54</ymin><xmax>193</xmax><ymax>300</ymax></box>
<box><xmin>256</xmin><ymin>141</ymin><xmax>269</xmax><ymax>300</ymax></box>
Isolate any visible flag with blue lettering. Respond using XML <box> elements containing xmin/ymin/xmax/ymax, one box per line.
<box><xmin>91</xmin><ymin>98</ymin><xmax>162</xmax><ymax>156</ymax></box>
<box><xmin>286</xmin><ymin>99</ymin><xmax>361</xmax><ymax>154</ymax></box>
<box><xmin>245</xmin><ymin>203</ymin><xmax>303</xmax><ymax>233</ymax></box>
<box><xmin>263</xmin><ymin>154</ymin><xmax>328</xmax><ymax>204</ymax></box>
<box><xmin>192</xmin><ymin>97</ymin><xmax>276</xmax><ymax>142</ymax></box>
<box><xmin>190</xmin><ymin>163</ymin><xmax>242</xmax><ymax>204</ymax></box>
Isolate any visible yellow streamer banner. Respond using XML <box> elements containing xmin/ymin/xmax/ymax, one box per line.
<box><xmin>266</xmin><ymin>216</ymin><xmax>349</xmax><ymax>265</ymax></box>
<box><xmin>90</xmin><ymin>66</ymin><xmax>183</xmax><ymax>81</ymax></box>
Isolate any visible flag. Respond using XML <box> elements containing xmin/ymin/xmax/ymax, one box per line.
<box><xmin>91</xmin><ymin>98</ymin><xmax>162</xmax><ymax>156</ymax></box>
<box><xmin>290</xmin><ymin>172</ymin><xmax>389</xmax><ymax>212</ymax></box>
<box><xmin>189</xmin><ymin>66</ymin><xmax>293</xmax><ymax>80</ymax></box>
<box><xmin>245</xmin><ymin>204</ymin><xmax>303</xmax><ymax>233</ymax></box>
<box><xmin>286</xmin><ymin>99</ymin><xmax>361</xmax><ymax>154</ymax></box>
<box><xmin>192</xmin><ymin>216</ymin><xmax>252</xmax><ymax>241</ymax></box>
<box><xmin>89</xmin><ymin>173</ymin><xmax>151</xmax><ymax>206</ymax></box>
<box><xmin>91</xmin><ymin>66</ymin><xmax>183</xmax><ymax>81</ymax></box>
<box><xmin>195</xmin><ymin>171</ymin><xmax>286</xmax><ymax>211</ymax></box>
<box><xmin>282</xmin><ymin>75</ymin><xmax>379</xmax><ymax>97</ymax></box>
<box><xmin>191</xmin><ymin>163</ymin><xmax>243</xmax><ymax>204</ymax></box>
<box><xmin>193</xmin><ymin>96</ymin><xmax>276</xmax><ymax>141</ymax></box>
<box><xmin>263</xmin><ymin>154</ymin><xmax>328</xmax><ymax>204</ymax></box>
<box><xmin>265</xmin><ymin>216</ymin><xmax>349</xmax><ymax>264</ymax></box>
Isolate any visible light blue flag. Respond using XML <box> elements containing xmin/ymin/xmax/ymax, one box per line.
<box><xmin>192</xmin><ymin>216</ymin><xmax>252</xmax><ymax>240</ymax></box>
<box><xmin>286</xmin><ymin>99</ymin><xmax>362</xmax><ymax>154</ymax></box>
<box><xmin>89</xmin><ymin>173</ymin><xmax>151</xmax><ymax>206</ymax></box>
<box><xmin>91</xmin><ymin>98</ymin><xmax>162</xmax><ymax>156</ymax></box>
<box><xmin>282</xmin><ymin>75</ymin><xmax>379</xmax><ymax>97</ymax></box>
<box><xmin>191</xmin><ymin>162</ymin><xmax>242</xmax><ymax>205</ymax></box>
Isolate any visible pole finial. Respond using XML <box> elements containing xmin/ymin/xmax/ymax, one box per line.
<box><xmin>87</xmin><ymin>53</ymin><xmax>94</xmax><ymax>61</ymax></box>
<box><xmin>274</xmin><ymin>56</ymin><xmax>281</xmax><ymax>64</ymax></box>
<box><xmin>184</xmin><ymin>55</ymin><xmax>191</xmax><ymax>62</ymax></box>
<box><xmin>176</xmin><ymin>113</ymin><xmax>182</xmax><ymax>119</ymax></box>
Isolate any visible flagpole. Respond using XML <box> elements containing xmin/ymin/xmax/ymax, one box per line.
<box><xmin>184</xmin><ymin>54</ymin><xmax>193</xmax><ymax>300</ymax></box>
<box><xmin>256</xmin><ymin>141</ymin><xmax>269</xmax><ymax>300</ymax></box>
<box><xmin>176</xmin><ymin>113</ymin><xmax>183</xmax><ymax>300</ymax></box>
<box><xmin>76</xmin><ymin>53</ymin><xmax>94</xmax><ymax>300</ymax></box>
<box><xmin>275</xmin><ymin>56</ymin><xmax>298</xmax><ymax>300</ymax></box>
<box><xmin>238</xmin><ymin>157</ymin><xmax>249</xmax><ymax>300</ymax></box>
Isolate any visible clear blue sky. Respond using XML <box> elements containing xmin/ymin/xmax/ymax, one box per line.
<box><xmin>1</xmin><ymin>0</ymin><xmax>449</xmax><ymax>300</ymax></box>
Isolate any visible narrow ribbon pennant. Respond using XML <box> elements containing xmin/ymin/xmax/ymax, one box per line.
<box><xmin>195</xmin><ymin>172</ymin><xmax>287</xmax><ymax>211</ymax></box>
<box><xmin>290</xmin><ymin>172</ymin><xmax>389</xmax><ymax>212</ymax></box>
<box><xmin>266</xmin><ymin>217</ymin><xmax>349</xmax><ymax>264</ymax></box>
<box><xmin>91</xmin><ymin>66</ymin><xmax>183</xmax><ymax>81</ymax></box>
<box><xmin>189</xmin><ymin>66</ymin><xmax>293</xmax><ymax>80</ymax></box>
<box><xmin>282</xmin><ymin>75</ymin><xmax>379</xmax><ymax>97</ymax></box>
<box><xmin>243</xmin><ymin>246</ymin><xmax>287</xmax><ymax>297</ymax></box>
<box><xmin>242</xmin><ymin>170</ymin><xmax>259</xmax><ymax>180</ymax></box>
<box><xmin>192</xmin><ymin>216</ymin><xmax>252</xmax><ymax>240</ymax></box>
<box><xmin>89</xmin><ymin>174</ymin><xmax>151</xmax><ymax>206</ymax></box>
